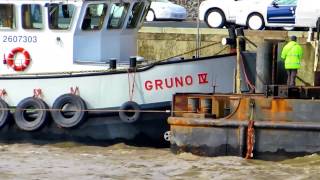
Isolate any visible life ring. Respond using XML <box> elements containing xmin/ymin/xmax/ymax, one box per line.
<box><xmin>119</xmin><ymin>101</ymin><xmax>141</xmax><ymax>123</ymax></box>
<box><xmin>0</xmin><ymin>99</ymin><xmax>10</xmax><ymax>128</ymax></box>
<box><xmin>7</xmin><ymin>47</ymin><xmax>31</xmax><ymax>71</ymax></box>
<box><xmin>14</xmin><ymin>97</ymin><xmax>49</xmax><ymax>131</ymax></box>
<box><xmin>51</xmin><ymin>94</ymin><xmax>87</xmax><ymax>128</ymax></box>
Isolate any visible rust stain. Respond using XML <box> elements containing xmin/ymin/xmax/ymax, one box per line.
<box><xmin>260</xmin><ymin>99</ymin><xmax>292</xmax><ymax>112</ymax></box>
<box><xmin>270</xmin><ymin>99</ymin><xmax>293</xmax><ymax>113</ymax></box>
<box><xmin>171</xmin><ymin>94</ymin><xmax>297</xmax><ymax>124</ymax></box>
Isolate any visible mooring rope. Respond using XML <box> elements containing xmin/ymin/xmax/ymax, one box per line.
<box><xmin>0</xmin><ymin>107</ymin><xmax>199</xmax><ymax>114</ymax></box>
<box><xmin>158</xmin><ymin>41</ymin><xmax>224</xmax><ymax>62</ymax></box>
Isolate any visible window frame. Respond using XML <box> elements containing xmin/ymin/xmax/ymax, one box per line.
<box><xmin>21</xmin><ymin>4</ymin><xmax>44</xmax><ymax>30</ymax></box>
<box><xmin>107</xmin><ymin>2</ymin><xmax>130</xmax><ymax>29</ymax></box>
<box><xmin>126</xmin><ymin>2</ymin><xmax>145</xmax><ymax>29</ymax></box>
<box><xmin>0</xmin><ymin>4</ymin><xmax>16</xmax><ymax>30</ymax></box>
<box><xmin>81</xmin><ymin>3</ymin><xmax>108</xmax><ymax>31</ymax></box>
<box><xmin>47</xmin><ymin>3</ymin><xmax>76</xmax><ymax>30</ymax></box>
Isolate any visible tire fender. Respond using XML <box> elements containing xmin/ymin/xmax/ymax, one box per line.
<box><xmin>119</xmin><ymin>101</ymin><xmax>141</xmax><ymax>123</ymax></box>
<box><xmin>0</xmin><ymin>99</ymin><xmax>10</xmax><ymax>128</ymax></box>
<box><xmin>14</xmin><ymin>97</ymin><xmax>49</xmax><ymax>131</ymax></box>
<box><xmin>51</xmin><ymin>94</ymin><xmax>87</xmax><ymax>128</ymax></box>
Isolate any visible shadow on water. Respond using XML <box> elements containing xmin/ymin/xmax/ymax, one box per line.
<box><xmin>0</xmin><ymin>133</ymin><xmax>170</xmax><ymax>149</ymax></box>
<box><xmin>0</xmin><ymin>113</ymin><xmax>170</xmax><ymax>148</ymax></box>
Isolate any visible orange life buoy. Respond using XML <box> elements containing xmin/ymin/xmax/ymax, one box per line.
<box><xmin>7</xmin><ymin>47</ymin><xmax>31</xmax><ymax>71</ymax></box>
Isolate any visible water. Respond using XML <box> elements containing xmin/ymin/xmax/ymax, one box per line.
<box><xmin>0</xmin><ymin>142</ymin><xmax>320</xmax><ymax>180</ymax></box>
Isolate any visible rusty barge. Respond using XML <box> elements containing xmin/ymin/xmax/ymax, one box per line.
<box><xmin>169</xmin><ymin>87</ymin><xmax>320</xmax><ymax>160</ymax></box>
<box><xmin>167</xmin><ymin>26</ymin><xmax>320</xmax><ymax>160</ymax></box>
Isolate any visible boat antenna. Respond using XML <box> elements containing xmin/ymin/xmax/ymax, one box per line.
<box><xmin>195</xmin><ymin>0</ymin><xmax>201</xmax><ymax>58</ymax></box>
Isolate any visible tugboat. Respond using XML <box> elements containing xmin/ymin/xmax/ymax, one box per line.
<box><xmin>0</xmin><ymin>0</ymin><xmax>239</xmax><ymax>144</ymax></box>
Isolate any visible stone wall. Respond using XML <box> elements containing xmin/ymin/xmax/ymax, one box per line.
<box><xmin>137</xmin><ymin>27</ymin><xmax>230</xmax><ymax>61</ymax></box>
<box><xmin>137</xmin><ymin>27</ymin><xmax>316</xmax><ymax>85</ymax></box>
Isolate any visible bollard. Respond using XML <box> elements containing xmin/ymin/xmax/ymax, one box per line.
<box><xmin>129</xmin><ymin>56</ymin><xmax>137</xmax><ymax>69</ymax></box>
<box><xmin>109</xmin><ymin>59</ymin><xmax>117</xmax><ymax>70</ymax></box>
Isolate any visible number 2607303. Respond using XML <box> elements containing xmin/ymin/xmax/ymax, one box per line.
<box><xmin>2</xmin><ymin>35</ymin><xmax>37</xmax><ymax>43</ymax></box>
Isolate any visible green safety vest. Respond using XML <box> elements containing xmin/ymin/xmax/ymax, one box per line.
<box><xmin>281</xmin><ymin>41</ymin><xmax>303</xmax><ymax>69</ymax></box>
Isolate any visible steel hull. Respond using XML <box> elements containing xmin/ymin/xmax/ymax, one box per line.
<box><xmin>168</xmin><ymin>93</ymin><xmax>320</xmax><ymax>159</ymax></box>
<box><xmin>0</xmin><ymin>55</ymin><xmax>239</xmax><ymax>144</ymax></box>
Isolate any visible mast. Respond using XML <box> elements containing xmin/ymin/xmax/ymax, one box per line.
<box><xmin>195</xmin><ymin>0</ymin><xmax>201</xmax><ymax>58</ymax></box>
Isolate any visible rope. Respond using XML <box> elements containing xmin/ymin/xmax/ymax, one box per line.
<box><xmin>245</xmin><ymin>120</ymin><xmax>255</xmax><ymax>159</ymax></box>
<box><xmin>245</xmin><ymin>102</ymin><xmax>255</xmax><ymax>159</ymax></box>
<box><xmin>127</xmin><ymin>68</ymin><xmax>136</xmax><ymax>101</ymax></box>
<box><xmin>0</xmin><ymin>107</ymin><xmax>199</xmax><ymax>114</ymax></box>
<box><xmin>239</xmin><ymin>52</ymin><xmax>256</xmax><ymax>92</ymax></box>
<box><xmin>0</xmin><ymin>89</ymin><xmax>7</xmax><ymax>98</ymax></box>
<box><xmin>158</xmin><ymin>41</ymin><xmax>222</xmax><ymax>62</ymax></box>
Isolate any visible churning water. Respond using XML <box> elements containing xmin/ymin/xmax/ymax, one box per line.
<box><xmin>0</xmin><ymin>142</ymin><xmax>320</xmax><ymax>180</ymax></box>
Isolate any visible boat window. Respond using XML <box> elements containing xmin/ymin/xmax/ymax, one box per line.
<box><xmin>0</xmin><ymin>4</ymin><xmax>15</xmax><ymax>30</ymax></box>
<box><xmin>82</xmin><ymin>4</ymin><xmax>107</xmax><ymax>30</ymax></box>
<box><xmin>48</xmin><ymin>4</ymin><xmax>75</xmax><ymax>30</ymax></box>
<box><xmin>107</xmin><ymin>3</ymin><xmax>130</xmax><ymax>29</ymax></box>
<box><xmin>139</xmin><ymin>4</ymin><xmax>150</xmax><ymax>23</ymax></box>
<box><xmin>22</xmin><ymin>4</ymin><xmax>43</xmax><ymax>29</ymax></box>
<box><xmin>127</xmin><ymin>2</ymin><xmax>145</xmax><ymax>29</ymax></box>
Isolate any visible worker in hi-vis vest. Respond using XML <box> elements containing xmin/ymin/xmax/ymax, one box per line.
<box><xmin>281</xmin><ymin>35</ymin><xmax>303</xmax><ymax>87</ymax></box>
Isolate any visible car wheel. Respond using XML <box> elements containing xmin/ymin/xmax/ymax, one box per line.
<box><xmin>146</xmin><ymin>10</ymin><xmax>155</xmax><ymax>22</ymax></box>
<box><xmin>282</xmin><ymin>26</ymin><xmax>295</xmax><ymax>31</ymax></box>
<box><xmin>247</xmin><ymin>13</ymin><xmax>265</xmax><ymax>30</ymax></box>
<box><xmin>205</xmin><ymin>9</ymin><xmax>226</xmax><ymax>28</ymax></box>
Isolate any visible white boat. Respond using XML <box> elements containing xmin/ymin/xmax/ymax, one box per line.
<box><xmin>0</xmin><ymin>0</ymin><xmax>237</xmax><ymax>144</ymax></box>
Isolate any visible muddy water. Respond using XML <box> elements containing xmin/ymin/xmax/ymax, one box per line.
<box><xmin>0</xmin><ymin>142</ymin><xmax>320</xmax><ymax>180</ymax></box>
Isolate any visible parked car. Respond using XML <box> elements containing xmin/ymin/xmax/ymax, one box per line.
<box><xmin>235</xmin><ymin>0</ymin><xmax>320</xmax><ymax>30</ymax></box>
<box><xmin>199</xmin><ymin>0</ymin><xmax>262</xmax><ymax>28</ymax></box>
<box><xmin>146</xmin><ymin>0</ymin><xmax>187</xmax><ymax>22</ymax></box>
<box><xmin>200</xmin><ymin>0</ymin><xmax>320</xmax><ymax>30</ymax></box>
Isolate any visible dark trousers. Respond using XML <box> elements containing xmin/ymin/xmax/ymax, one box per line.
<box><xmin>286</xmin><ymin>69</ymin><xmax>297</xmax><ymax>87</ymax></box>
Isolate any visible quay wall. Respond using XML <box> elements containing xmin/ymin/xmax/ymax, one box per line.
<box><xmin>137</xmin><ymin>27</ymin><xmax>316</xmax><ymax>86</ymax></box>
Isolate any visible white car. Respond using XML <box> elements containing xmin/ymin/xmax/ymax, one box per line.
<box><xmin>146</xmin><ymin>0</ymin><xmax>187</xmax><ymax>22</ymax></box>
<box><xmin>235</xmin><ymin>0</ymin><xmax>320</xmax><ymax>30</ymax></box>
<box><xmin>199</xmin><ymin>0</ymin><xmax>262</xmax><ymax>28</ymax></box>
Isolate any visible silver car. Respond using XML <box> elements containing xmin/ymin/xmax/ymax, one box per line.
<box><xmin>146</xmin><ymin>0</ymin><xmax>187</xmax><ymax>22</ymax></box>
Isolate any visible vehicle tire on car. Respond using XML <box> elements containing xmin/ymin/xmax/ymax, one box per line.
<box><xmin>282</xmin><ymin>26</ymin><xmax>295</xmax><ymax>31</ymax></box>
<box><xmin>146</xmin><ymin>10</ymin><xmax>156</xmax><ymax>22</ymax></box>
<box><xmin>205</xmin><ymin>8</ymin><xmax>226</xmax><ymax>28</ymax></box>
<box><xmin>247</xmin><ymin>13</ymin><xmax>265</xmax><ymax>30</ymax></box>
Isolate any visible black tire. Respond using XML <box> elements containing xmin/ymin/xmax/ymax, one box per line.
<box><xmin>14</xmin><ymin>97</ymin><xmax>49</xmax><ymax>131</ymax></box>
<box><xmin>119</xmin><ymin>101</ymin><xmax>141</xmax><ymax>123</ymax></box>
<box><xmin>51</xmin><ymin>94</ymin><xmax>87</xmax><ymax>128</ymax></box>
<box><xmin>247</xmin><ymin>13</ymin><xmax>265</xmax><ymax>30</ymax></box>
<box><xmin>0</xmin><ymin>99</ymin><xmax>10</xmax><ymax>128</ymax></box>
<box><xmin>205</xmin><ymin>8</ymin><xmax>226</xmax><ymax>28</ymax></box>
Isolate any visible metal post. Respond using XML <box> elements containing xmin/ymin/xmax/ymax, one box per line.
<box><xmin>255</xmin><ymin>42</ymin><xmax>273</xmax><ymax>93</ymax></box>
<box><xmin>195</xmin><ymin>0</ymin><xmax>201</xmax><ymax>58</ymax></box>
<box><xmin>236</xmin><ymin>37</ymin><xmax>241</xmax><ymax>94</ymax></box>
<box><xmin>314</xmin><ymin>19</ymin><xmax>320</xmax><ymax>72</ymax></box>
